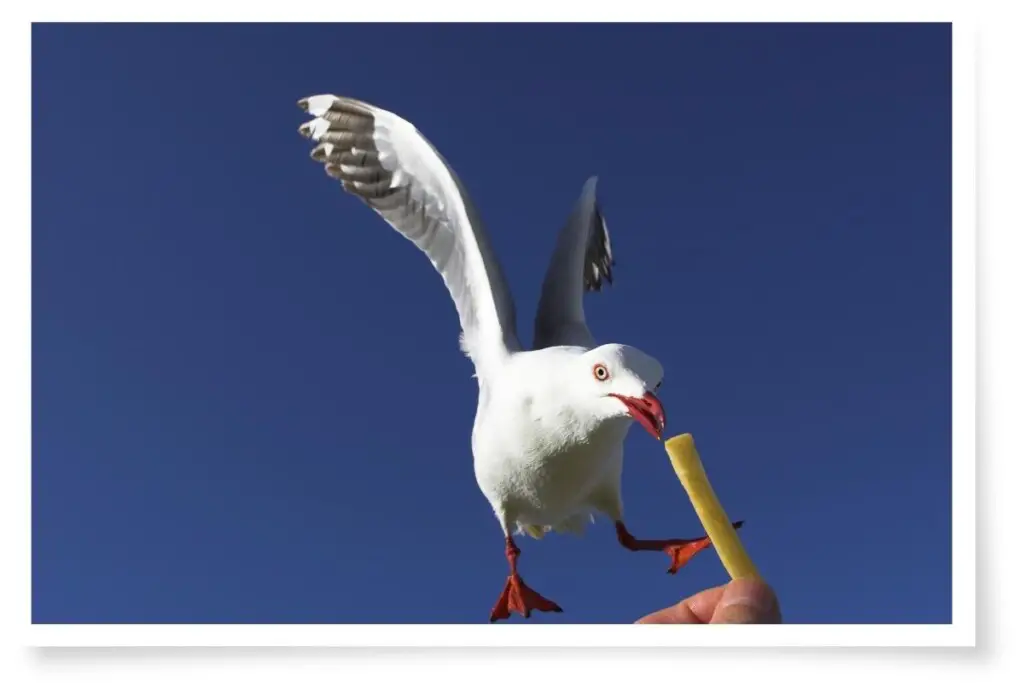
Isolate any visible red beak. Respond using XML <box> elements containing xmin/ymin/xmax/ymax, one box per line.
<box><xmin>610</xmin><ymin>391</ymin><xmax>666</xmax><ymax>440</ymax></box>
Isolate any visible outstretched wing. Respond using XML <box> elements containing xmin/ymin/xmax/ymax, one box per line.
<box><xmin>298</xmin><ymin>95</ymin><xmax>521</xmax><ymax>373</ymax></box>
<box><xmin>532</xmin><ymin>176</ymin><xmax>614</xmax><ymax>349</ymax></box>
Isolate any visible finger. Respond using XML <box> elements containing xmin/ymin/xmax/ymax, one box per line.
<box><xmin>635</xmin><ymin>584</ymin><xmax>728</xmax><ymax>624</ymax></box>
<box><xmin>708</xmin><ymin>578</ymin><xmax>782</xmax><ymax>624</ymax></box>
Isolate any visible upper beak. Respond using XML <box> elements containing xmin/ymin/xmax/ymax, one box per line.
<box><xmin>610</xmin><ymin>391</ymin><xmax>666</xmax><ymax>440</ymax></box>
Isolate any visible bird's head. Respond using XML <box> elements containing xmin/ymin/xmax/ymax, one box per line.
<box><xmin>576</xmin><ymin>344</ymin><xmax>666</xmax><ymax>440</ymax></box>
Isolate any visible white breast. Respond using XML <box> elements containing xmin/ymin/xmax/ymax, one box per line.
<box><xmin>473</xmin><ymin>389</ymin><xmax>630</xmax><ymax>530</ymax></box>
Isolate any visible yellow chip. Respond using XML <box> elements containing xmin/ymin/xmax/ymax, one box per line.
<box><xmin>664</xmin><ymin>433</ymin><xmax>760</xmax><ymax>581</ymax></box>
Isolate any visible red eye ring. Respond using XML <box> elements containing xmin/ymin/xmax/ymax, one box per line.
<box><xmin>593</xmin><ymin>363</ymin><xmax>610</xmax><ymax>381</ymax></box>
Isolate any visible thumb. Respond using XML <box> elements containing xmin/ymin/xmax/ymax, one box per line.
<box><xmin>709</xmin><ymin>578</ymin><xmax>782</xmax><ymax>624</ymax></box>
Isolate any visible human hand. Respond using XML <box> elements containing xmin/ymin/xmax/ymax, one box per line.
<box><xmin>636</xmin><ymin>577</ymin><xmax>782</xmax><ymax>624</ymax></box>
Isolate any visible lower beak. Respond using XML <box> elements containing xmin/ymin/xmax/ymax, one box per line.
<box><xmin>611</xmin><ymin>391</ymin><xmax>666</xmax><ymax>440</ymax></box>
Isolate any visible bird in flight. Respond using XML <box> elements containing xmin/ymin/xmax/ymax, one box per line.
<box><xmin>296</xmin><ymin>95</ymin><xmax>742</xmax><ymax>622</ymax></box>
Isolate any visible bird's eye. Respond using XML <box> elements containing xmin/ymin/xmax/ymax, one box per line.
<box><xmin>653</xmin><ymin>380</ymin><xmax>662</xmax><ymax>392</ymax></box>
<box><xmin>593</xmin><ymin>363</ymin><xmax>610</xmax><ymax>381</ymax></box>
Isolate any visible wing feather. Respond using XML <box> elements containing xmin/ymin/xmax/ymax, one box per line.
<box><xmin>532</xmin><ymin>177</ymin><xmax>615</xmax><ymax>349</ymax></box>
<box><xmin>298</xmin><ymin>95</ymin><xmax>521</xmax><ymax>373</ymax></box>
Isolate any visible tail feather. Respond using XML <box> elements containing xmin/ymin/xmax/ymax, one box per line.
<box><xmin>553</xmin><ymin>512</ymin><xmax>594</xmax><ymax>537</ymax></box>
<box><xmin>514</xmin><ymin>513</ymin><xmax>595</xmax><ymax>540</ymax></box>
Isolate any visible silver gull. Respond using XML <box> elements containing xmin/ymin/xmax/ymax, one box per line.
<box><xmin>295</xmin><ymin>95</ymin><xmax>743</xmax><ymax>622</ymax></box>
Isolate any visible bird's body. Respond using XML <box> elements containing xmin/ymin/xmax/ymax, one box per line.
<box><xmin>472</xmin><ymin>345</ymin><xmax>631</xmax><ymax>537</ymax></box>
<box><xmin>296</xmin><ymin>94</ymin><xmax>740</xmax><ymax>621</ymax></box>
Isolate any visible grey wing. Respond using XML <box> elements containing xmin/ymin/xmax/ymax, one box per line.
<box><xmin>532</xmin><ymin>176</ymin><xmax>614</xmax><ymax>349</ymax></box>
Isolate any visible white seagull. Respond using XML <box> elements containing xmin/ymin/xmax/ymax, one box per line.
<box><xmin>296</xmin><ymin>95</ymin><xmax>742</xmax><ymax>622</ymax></box>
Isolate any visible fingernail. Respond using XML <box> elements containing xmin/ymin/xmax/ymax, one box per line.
<box><xmin>712</xmin><ymin>579</ymin><xmax>780</xmax><ymax>624</ymax></box>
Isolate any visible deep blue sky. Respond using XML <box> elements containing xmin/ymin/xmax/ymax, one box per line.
<box><xmin>32</xmin><ymin>23</ymin><xmax>952</xmax><ymax>625</ymax></box>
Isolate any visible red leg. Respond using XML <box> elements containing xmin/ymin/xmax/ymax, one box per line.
<box><xmin>615</xmin><ymin>520</ymin><xmax>745</xmax><ymax>574</ymax></box>
<box><xmin>489</xmin><ymin>536</ymin><xmax>563</xmax><ymax>622</ymax></box>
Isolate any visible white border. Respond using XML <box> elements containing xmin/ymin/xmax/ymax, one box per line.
<box><xmin>27</xmin><ymin>623</ymin><xmax>969</xmax><ymax>648</ymax></box>
<box><xmin>948</xmin><ymin>5</ymin><xmax>976</xmax><ymax>645</ymax></box>
<box><xmin>10</xmin><ymin>1</ymin><xmax>976</xmax><ymax>651</ymax></box>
